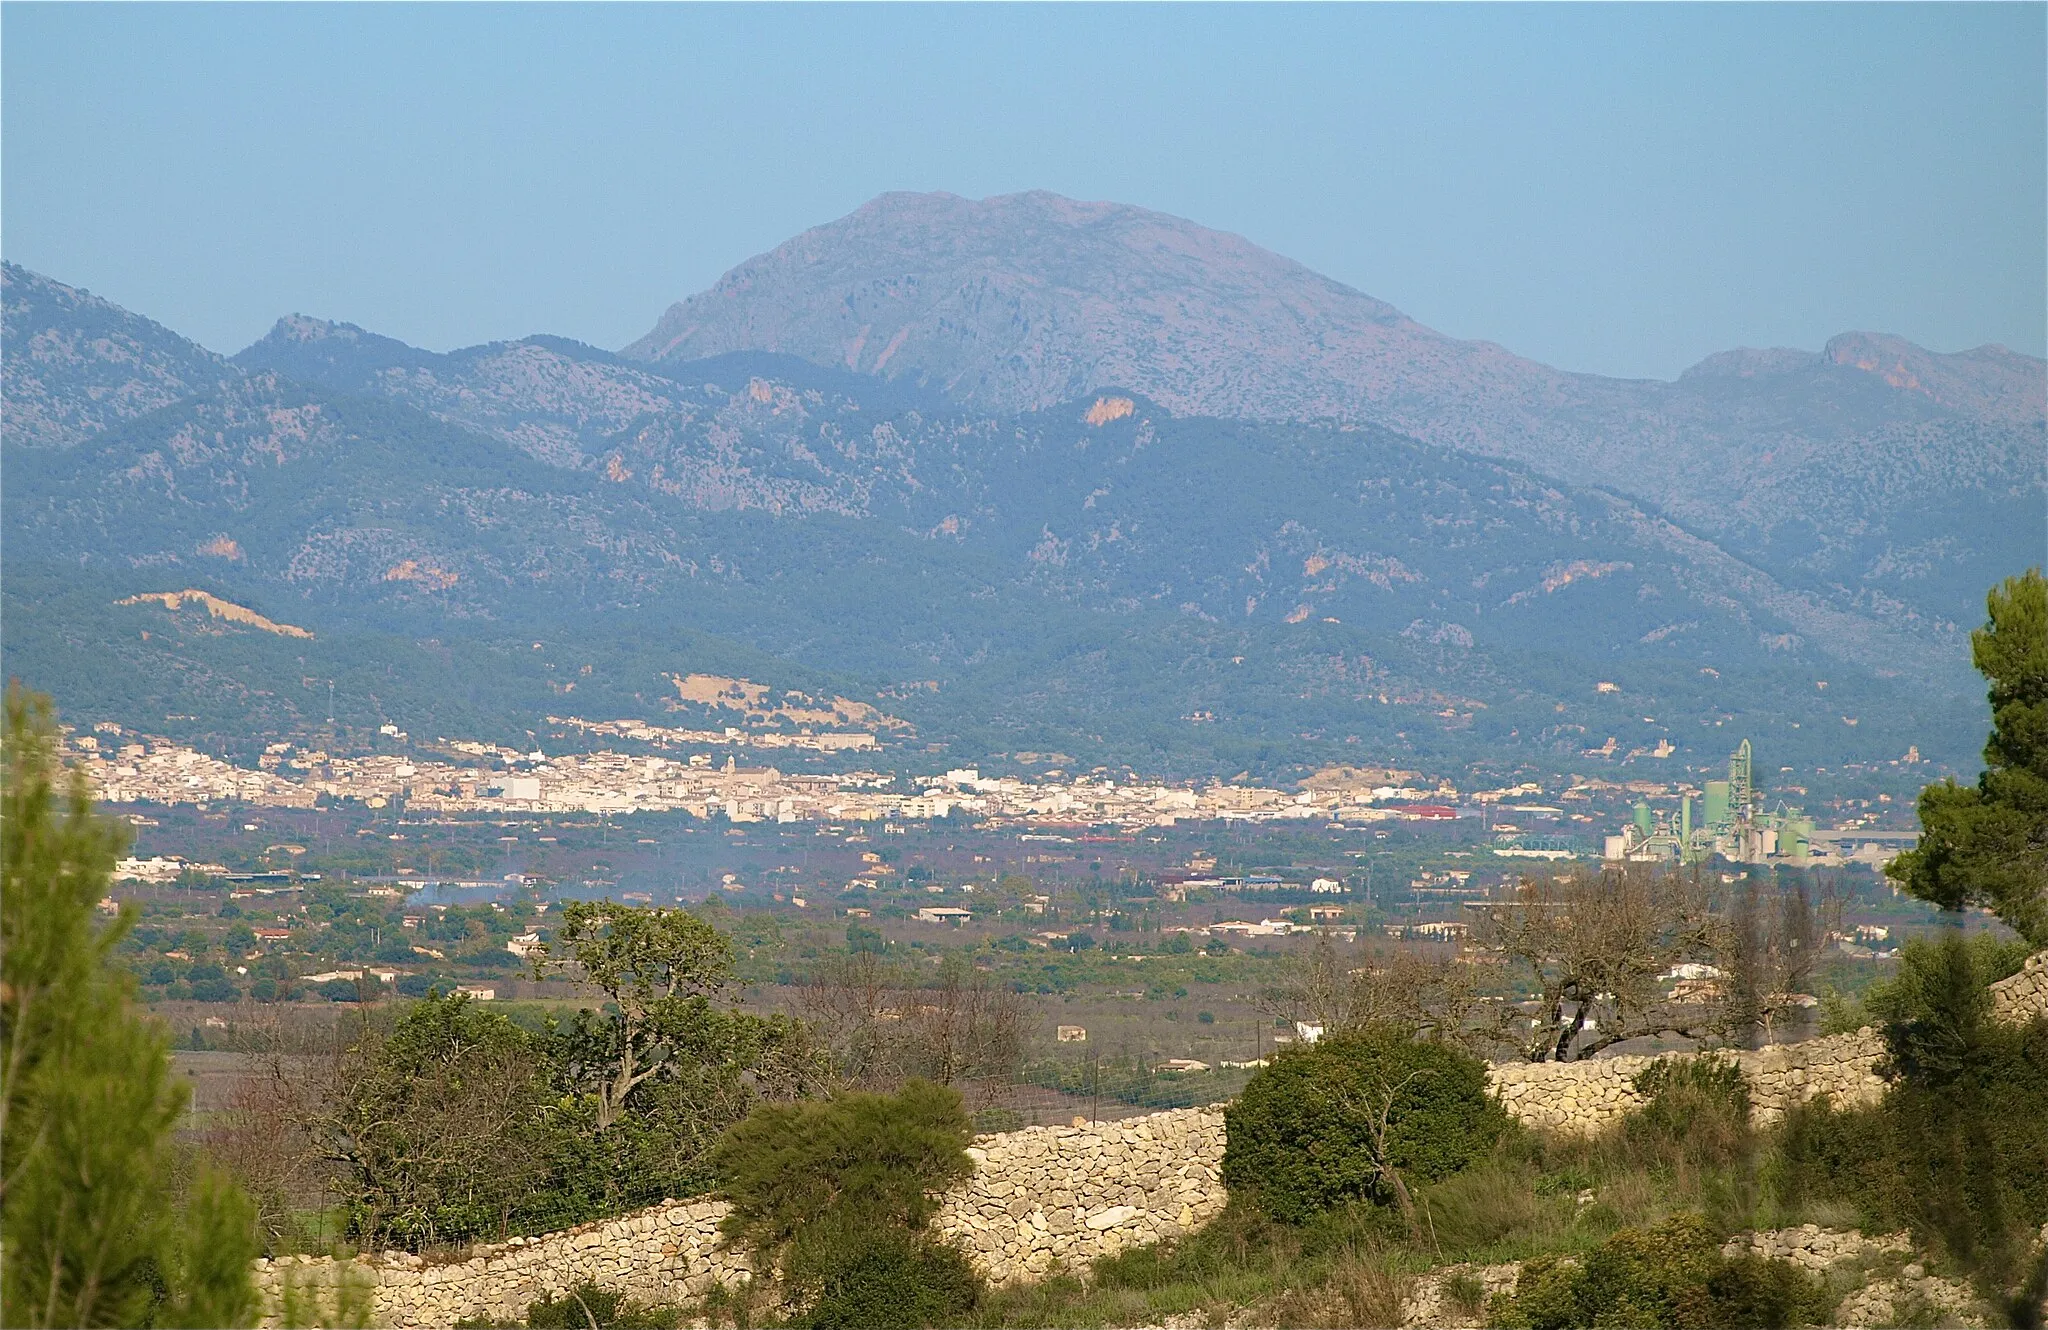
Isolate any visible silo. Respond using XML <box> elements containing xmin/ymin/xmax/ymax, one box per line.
<box><xmin>1633</xmin><ymin>801</ymin><xmax>1654</xmax><ymax>839</ymax></box>
<box><xmin>1704</xmin><ymin>780</ymin><xmax>1732</xmax><ymax>828</ymax></box>
<box><xmin>1785</xmin><ymin>816</ymin><xmax>1814</xmax><ymax>859</ymax></box>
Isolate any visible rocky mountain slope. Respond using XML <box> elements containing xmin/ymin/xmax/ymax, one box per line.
<box><xmin>1</xmin><ymin>262</ymin><xmax>232</xmax><ymax>448</ymax></box>
<box><xmin>621</xmin><ymin>191</ymin><xmax>2045</xmax><ymax>638</ymax></box>
<box><xmin>2</xmin><ymin>269</ymin><xmax>1975</xmax><ymax>773</ymax></box>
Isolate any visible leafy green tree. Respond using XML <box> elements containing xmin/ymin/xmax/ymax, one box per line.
<box><xmin>1891</xmin><ymin>569</ymin><xmax>2048</xmax><ymax>945</ymax></box>
<box><xmin>1</xmin><ymin>685</ymin><xmax>258</xmax><ymax>1326</ymax></box>
<box><xmin>710</xmin><ymin>1081</ymin><xmax>979</xmax><ymax>1330</ymax></box>
<box><xmin>1222</xmin><ymin>1025</ymin><xmax>1508</xmax><ymax>1227</ymax></box>
<box><xmin>331</xmin><ymin>994</ymin><xmax>557</xmax><ymax>1246</ymax></box>
<box><xmin>538</xmin><ymin>902</ymin><xmax>736</xmax><ymax>1130</ymax></box>
<box><xmin>1777</xmin><ymin>935</ymin><xmax>2048</xmax><ymax>1321</ymax></box>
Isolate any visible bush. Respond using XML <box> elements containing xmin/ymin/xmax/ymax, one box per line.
<box><xmin>711</xmin><ymin>1080</ymin><xmax>980</xmax><ymax>1328</ymax></box>
<box><xmin>1487</xmin><ymin>1213</ymin><xmax>1828</xmax><ymax>1330</ymax></box>
<box><xmin>524</xmin><ymin>1282</ymin><xmax>681</xmax><ymax>1329</ymax></box>
<box><xmin>1777</xmin><ymin>938</ymin><xmax>2048</xmax><ymax>1314</ymax></box>
<box><xmin>1222</xmin><ymin>1025</ymin><xmax>1509</xmax><ymax>1224</ymax></box>
<box><xmin>784</xmin><ymin>1225</ymin><xmax>979</xmax><ymax>1330</ymax></box>
<box><xmin>1625</xmin><ymin>1056</ymin><xmax>1753</xmax><ymax>1167</ymax></box>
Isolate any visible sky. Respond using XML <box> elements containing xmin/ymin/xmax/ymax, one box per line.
<box><xmin>3</xmin><ymin>3</ymin><xmax>2042</xmax><ymax>381</ymax></box>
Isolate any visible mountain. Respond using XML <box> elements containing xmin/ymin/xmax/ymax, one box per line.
<box><xmin>2</xmin><ymin>303</ymin><xmax>1973</xmax><ymax>775</ymax></box>
<box><xmin>1</xmin><ymin>262</ymin><xmax>232</xmax><ymax>448</ymax></box>
<box><xmin>620</xmin><ymin>191</ymin><xmax>2046</xmax><ymax>639</ymax></box>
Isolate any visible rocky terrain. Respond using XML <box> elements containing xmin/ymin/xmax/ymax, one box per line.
<box><xmin>1</xmin><ymin>261</ymin><xmax>232</xmax><ymax>448</ymax></box>
<box><xmin>0</xmin><ymin>235</ymin><xmax>2022</xmax><ymax>774</ymax></box>
<box><xmin>622</xmin><ymin>190</ymin><xmax>2046</xmax><ymax>642</ymax></box>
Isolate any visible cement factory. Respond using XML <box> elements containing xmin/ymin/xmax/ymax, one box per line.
<box><xmin>1603</xmin><ymin>740</ymin><xmax>1825</xmax><ymax>866</ymax></box>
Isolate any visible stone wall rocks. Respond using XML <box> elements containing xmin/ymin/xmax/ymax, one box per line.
<box><xmin>930</xmin><ymin>1106</ymin><xmax>1228</xmax><ymax>1285</ymax></box>
<box><xmin>1486</xmin><ymin>1030</ymin><xmax>1887</xmax><ymax>1136</ymax></box>
<box><xmin>252</xmin><ymin>1110</ymin><xmax>1230</xmax><ymax>1326</ymax></box>
<box><xmin>252</xmin><ymin>1199</ymin><xmax>745</xmax><ymax>1330</ymax></box>
<box><xmin>256</xmin><ymin>950</ymin><xmax>2048</xmax><ymax>1325</ymax></box>
<box><xmin>1991</xmin><ymin>949</ymin><xmax>2048</xmax><ymax>1025</ymax></box>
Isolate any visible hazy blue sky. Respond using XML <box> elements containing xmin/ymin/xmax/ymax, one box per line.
<box><xmin>4</xmin><ymin>3</ymin><xmax>2041</xmax><ymax>379</ymax></box>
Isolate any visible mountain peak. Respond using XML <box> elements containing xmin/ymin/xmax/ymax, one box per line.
<box><xmin>1822</xmin><ymin>331</ymin><xmax>2046</xmax><ymax>427</ymax></box>
<box><xmin>620</xmin><ymin>188</ymin><xmax>1425</xmax><ymax>418</ymax></box>
<box><xmin>1</xmin><ymin>261</ymin><xmax>229</xmax><ymax>448</ymax></box>
<box><xmin>233</xmin><ymin>313</ymin><xmax>443</xmax><ymax>391</ymax></box>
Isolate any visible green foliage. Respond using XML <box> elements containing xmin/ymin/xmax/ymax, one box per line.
<box><xmin>1866</xmin><ymin>933</ymin><xmax>2030</xmax><ymax>1085</ymax></box>
<box><xmin>784</xmin><ymin>1226</ymin><xmax>981</xmax><ymax>1330</ymax></box>
<box><xmin>274</xmin><ymin>1263</ymin><xmax>376</xmax><ymax>1330</ymax></box>
<box><xmin>1222</xmin><ymin>1025</ymin><xmax>1509</xmax><ymax>1224</ymax></box>
<box><xmin>711</xmin><ymin>1080</ymin><xmax>979</xmax><ymax>1328</ymax></box>
<box><xmin>540</xmin><ymin>902</ymin><xmax>745</xmax><ymax>1130</ymax></box>
<box><xmin>1625</xmin><ymin>1057</ymin><xmax>1754</xmax><ymax>1169</ymax></box>
<box><xmin>713</xmin><ymin>1080</ymin><xmax>975</xmax><ymax>1253</ymax></box>
<box><xmin>541</xmin><ymin>1002</ymin><xmax>819</xmax><ymax>1222</ymax></box>
<box><xmin>523</xmin><ymin>1283</ymin><xmax>682</xmax><ymax>1330</ymax></box>
<box><xmin>335</xmin><ymin>994</ymin><xmax>560</xmax><ymax>1246</ymax></box>
<box><xmin>1776</xmin><ymin>934</ymin><xmax>2048</xmax><ymax>1319</ymax></box>
<box><xmin>0</xmin><ymin>686</ymin><xmax>259</xmax><ymax>1327</ymax></box>
<box><xmin>1891</xmin><ymin>569</ymin><xmax>2048</xmax><ymax>945</ymax></box>
<box><xmin>1487</xmin><ymin>1214</ymin><xmax>1829</xmax><ymax>1330</ymax></box>
<box><xmin>327</xmin><ymin>983</ymin><xmax>817</xmax><ymax>1248</ymax></box>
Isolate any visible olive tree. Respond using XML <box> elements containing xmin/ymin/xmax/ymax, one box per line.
<box><xmin>1473</xmin><ymin>865</ymin><xmax>1723</xmax><ymax>1062</ymax></box>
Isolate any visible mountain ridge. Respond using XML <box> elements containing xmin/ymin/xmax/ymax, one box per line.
<box><xmin>616</xmin><ymin>190</ymin><xmax>2045</xmax><ymax>640</ymax></box>
<box><xmin>0</xmin><ymin>245</ymin><xmax>2018</xmax><ymax>775</ymax></box>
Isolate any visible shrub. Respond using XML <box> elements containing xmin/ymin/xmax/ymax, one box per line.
<box><xmin>1222</xmin><ymin>1025</ymin><xmax>1509</xmax><ymax>1224</ymax></box>
<box><xmin>1487</xmin><ymin>1213</ymin><xmax>1828</xmax><ymax>1330</ymax></box>
<box><xmin>1625</xmin><ymin>1056</ymin><xmax>1752</xmax><ymax>1167</ymax></box>
<box><xmin>783</xmin><ymin>1225</ymin><xmax>979</xmax><ymax>1330</ymax></box>
<box><xmin>711</xmin><ymin>1080</ymin><xmax>980</xmax><ymax>1328</ymax></box>
<box><xmin>1777</xmin><ymin>939</ymin><xmax>2048</xmax><ymax>1316</ymax></box>
<box><xmin>524</xmin><ymin>1282</ymin><xmax>681</xmax><ymax>1329</ymax></box>
<box><xmin>335</xmin><ymin>994</ymin><xmax>560</xmax><ymax>1247</ymax></box>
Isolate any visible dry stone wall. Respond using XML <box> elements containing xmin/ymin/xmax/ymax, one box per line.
<box><xmin>1486</xmin><ymin>1030</ymin><xmax>1886</xmax><ymax>1135</ymax></box>
<box><xmin>254</xmin><ymin>1110</ymin><xmax>1228</xmax><ymax>1327</ymax></box>
<box><xmin>932</xmin><ymin>1106</ymin><xmax>1227</xmax><ymax>1284</ymax></box>
<box><xmin>252</xmin><ymin>1200</ymin><xmax>744</xmax><ymax>1330</ymax></box>
<box><xmin>1992</xmin><ymin>948</ymin><xmax>2048</xmax><ymax>1024</ymax></box>
<box><xmin>260</xmin><ymin>951</ymin><xmax>2048</xmax><ymax>1325</ymax></box>
<box><xmin>1487</xmin><ymin>946</ymin><xmax>2048</xmax><ymax>1136</ymax></box>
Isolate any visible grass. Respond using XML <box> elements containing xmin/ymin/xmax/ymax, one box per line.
<box><xmin>973</xmin><ymin>1077</ymin><xmax>1851</xmax><ymax>1329</ymax></box>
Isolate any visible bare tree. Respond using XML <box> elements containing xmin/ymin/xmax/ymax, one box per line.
<box><xmin>1720</xmin><ymin>877</ymin><xmax>1835</xmax><ymax>1047</ymax></box>
<box><xmin>1261</xmin><ymin>931</ymin><xmax>1494</xmax><ymax>1055</ymax></box>
<box><xmin>1471</xmin><ymin>865</ymin><xmax>1723</xmax><ymax>1062</ymax></box>
<box><xmin>798</xmin><ymin>953</ymin><xmax>1024</xmax><ymax>1104</ymax></box>
<box><xmin>205</xmin><ymin>1007</ymin><xmax>349</xmax><ymax>1252</ymax></box>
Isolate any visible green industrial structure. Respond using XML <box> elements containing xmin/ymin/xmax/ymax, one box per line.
<box><xmin>1606</xmin><ymin>739</ymin><xmax>1814</xmax><ymax>865</ymax></box>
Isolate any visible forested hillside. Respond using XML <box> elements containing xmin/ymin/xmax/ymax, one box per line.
<box><xmin>2</xmin><ymin>268</ymin><xmax>1982</xmax><ymax>776</ymax></box>
<box><xmin>622</xmin><ymin>191</ymin><xmax>2046</xmax><ymax>644</ymax></box>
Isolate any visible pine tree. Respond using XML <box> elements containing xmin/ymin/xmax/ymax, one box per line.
<box><xmin>1</xmin><ymin>686</ymin><xmax>258</xmax><ymax>1327</ymax></box>
<box><xmin>1891</xmin><ymin>570</ymin><xmax>2048</xmax><ymax>946</ymax></box>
